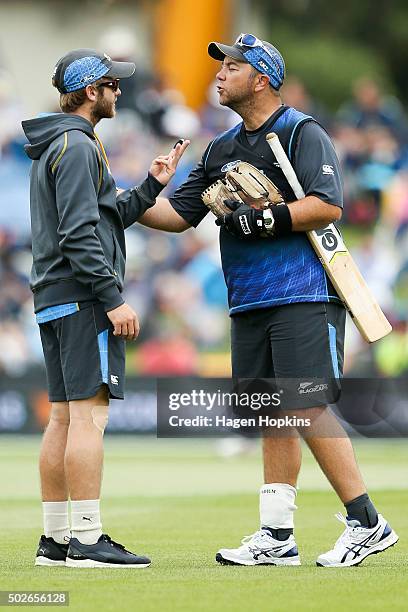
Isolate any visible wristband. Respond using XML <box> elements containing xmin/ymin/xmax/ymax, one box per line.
<box><xmin>270</xmin><ymin>204</ymin><xmax>292</xmax><ymax>237</ymax></box>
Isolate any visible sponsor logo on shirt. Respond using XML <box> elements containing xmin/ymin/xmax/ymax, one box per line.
<box><xmin>322</xmin><ymin>164</ymin><xmax>334</xmax><ymax>175</ymax></box>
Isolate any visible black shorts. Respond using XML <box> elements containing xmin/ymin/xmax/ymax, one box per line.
<box><xmin>39</xmin><ymin>302</ymin><xmax>125</xmax><ymax>402</ymax></box>
<box><xmin>231</xmin><ymin>302</ymin><xmax>346</xmax><ymax>408</ymax></box>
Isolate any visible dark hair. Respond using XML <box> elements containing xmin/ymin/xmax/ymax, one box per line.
<box><xmin>56</xmin><ymin>86</ymin><xmax>88</xmax><ymax>113</ymax></box>
<box><xmin>53</xmin><ymin>77</ymin><xmax>108</xmax><ymax>113</ymax></box>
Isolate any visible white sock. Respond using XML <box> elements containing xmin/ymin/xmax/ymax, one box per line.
<box><xmin>259</xmin><ymin>483</ymin><xmax>297</xmax><ymax>529</ymax></box>
<box><xmin>71</xmin><ymin>499</ymin><xmax>103</xmax><ymax>545</ymax></box>
<box><xmin>42</xmin><ymin>501</ymin><xmax>70</xmax><ymax>544</ymax></box>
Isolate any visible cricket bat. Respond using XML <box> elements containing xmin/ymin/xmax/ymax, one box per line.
<box><xmin>266</xmin><ymin>132</ymin><xmax>392</xmax><ymax>343</ymax></box>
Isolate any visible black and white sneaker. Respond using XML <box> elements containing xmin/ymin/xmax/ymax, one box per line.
<box><xmin>66</xmin><ymin>534</ymin><xmax>151</xmax><ymax>568</ymax></box>
<box><xmin>216</xmin><ymin>529</ymin><xmax>301</xmax><ymax>566</ymax></box>
<box><xmin>35</xmin><ymin>535</ymin><xmax>69</xmax><ymax>567</ymax></box>
<box><xmin>316</xmin><ymin>513</ymin><xmax>399</xmax><ymax>567</ymax></box>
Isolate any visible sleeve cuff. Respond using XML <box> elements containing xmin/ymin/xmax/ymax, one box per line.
<box><xmin>96</xmin><ymin>283</ymin><xmax>125</xmax><ymax>312</ymax></box>
<box><xmin>136</xmin><ymin>173</ymin><xmax>165</xmax><ymax>208</ymax></box>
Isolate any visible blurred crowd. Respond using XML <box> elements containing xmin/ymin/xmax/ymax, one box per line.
<box><xmin>1</xmin><ymin>39</ymin><xmax>408</xmax><ymax>379</ymax></box>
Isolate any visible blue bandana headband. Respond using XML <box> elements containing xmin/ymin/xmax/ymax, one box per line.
<box><xmin>242</xmin><ymin>46</ymin><xmax>285</xmax><ymax>90</ymax></box>
<box><xmin>63</xmin><ymin>56</ymin><xmax>110</xmax><ymax>93</ymax></box>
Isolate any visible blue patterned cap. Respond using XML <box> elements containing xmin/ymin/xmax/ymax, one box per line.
<box><xmin>52</xmin><ymin>48</ymin><xmax>135</xmax><ymax>93</ymax></box>
<box><xmin>208</xmin><ymin>35</ymin><xmax>285</xmax><ymax>90</ymax></box>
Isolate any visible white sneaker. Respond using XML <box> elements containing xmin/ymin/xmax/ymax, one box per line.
<box><xmin>317</xmin><ymin>513</ymin><xmax>399</xmax><ymax>567</ymax></box>
<box><xmin>216</xmin><ymin>529</ymin><xmax>300</xmax><ymax>566</ymax></box>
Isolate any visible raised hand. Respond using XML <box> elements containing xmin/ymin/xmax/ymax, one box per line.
<box><xmin>149</xmin><ymin>139</ymin><xmax>190</xmax><ymax>186</ymax></box>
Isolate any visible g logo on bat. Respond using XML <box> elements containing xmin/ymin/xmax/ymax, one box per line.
<box><xmin>315</xmin><ymin>228</ymin><xmax>338</xmax><ymax>251</ymax></box>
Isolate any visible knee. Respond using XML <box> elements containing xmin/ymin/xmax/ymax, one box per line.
<box><xmin>49</xmin><ymin>402</ymin><xmax>70</xmax><ymax>426</ymax></box>
<box><xmin>69</xmin><ymin>386</ymin><xmax>110</xmax><ymax>434</ymax></box>
<box><xmin>69</xmin><ymin>401</ymin><xmax>109</xmax><ymax>435</ymax></box>
<box><xmin>91</xmin><ymin>405</ymin><xmax>109</xmax><ymax>435</ymax></box>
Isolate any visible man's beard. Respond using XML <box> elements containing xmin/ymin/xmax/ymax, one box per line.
<box><xmin>219</xmin><ymin>82</ymin><xmax>254</xmax><ymax>115</ymax></box>
<box><xmin>91</xmin><ymin>91</ymin><xmax>115</xmax><ymax>124</ymax></box>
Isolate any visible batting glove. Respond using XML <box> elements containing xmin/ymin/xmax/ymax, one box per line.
<box><xmin>216</xmin><ymin>200</ymin><xmax>266</xmax><ymax>240</ymax></box>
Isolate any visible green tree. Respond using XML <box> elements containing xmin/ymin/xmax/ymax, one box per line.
<box><xmin>253</xmin><ymin>0</ymin><xmax>408</xmax><ymax>105</ymax></box>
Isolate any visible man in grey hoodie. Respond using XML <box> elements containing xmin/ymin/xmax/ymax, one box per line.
<box><xmin>22</xmin><ymin>48</ymin><xmax>189</xmax><ymax>568</ymax></box>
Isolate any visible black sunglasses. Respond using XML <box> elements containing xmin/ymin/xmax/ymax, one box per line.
<box><xmin>96</xmin><ymin>79</ymin><xmax>120</xmax><ymax>92</ymax></box>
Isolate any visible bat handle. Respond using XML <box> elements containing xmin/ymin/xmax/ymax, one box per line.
<box><xmin>266</xmin><ymin>132</ymin><xmax>305</xmax><ymax>200</ymax></box>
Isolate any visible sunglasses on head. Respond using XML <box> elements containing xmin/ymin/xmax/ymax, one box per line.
<box><xmin>235</xmin><ymin>33</ymin><xmax>276</xmax><ymax>61</ymax></box>
<box><xmin>96</xmin><ymin>79</ymin><xmax>120</xmax><ymax>92</ymax></box>
<box><xmin>235</xmin><ymin>33</ymin><xmax>264</xmax><ymax>48</ymax></box>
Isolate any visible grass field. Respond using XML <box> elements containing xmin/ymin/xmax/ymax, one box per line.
<box><xmin>0</xmin><ymin>436</ymin><xmax>407</xmax><ymax>611</ymax></box>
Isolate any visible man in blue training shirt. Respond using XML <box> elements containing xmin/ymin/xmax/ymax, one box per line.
<box><xmin>140</xmin><ymin>34</ymin><xmax>398</xmax><ymax>567</ymax></box>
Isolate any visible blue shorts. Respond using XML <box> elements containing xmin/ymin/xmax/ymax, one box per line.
<box><xmin>38</xmin><ymin>302</ymin><xmax>125</xmax><ymax>402</ymax></box>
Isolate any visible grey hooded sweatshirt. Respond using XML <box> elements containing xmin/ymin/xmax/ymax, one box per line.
<box><xmin>22</xmin><ymin>113</ymin><xmax>163</xmax><ymax>313</ymax></box>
